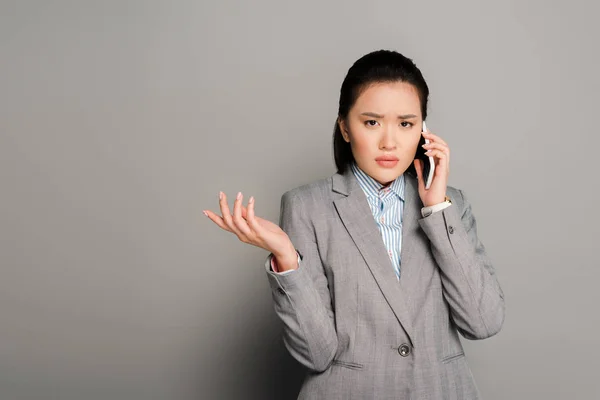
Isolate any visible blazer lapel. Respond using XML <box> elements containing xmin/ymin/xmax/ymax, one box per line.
<box><xmin>397</xmin><ymin>171</ymin><xmax>428</xmax><ymax>318</ymax></box>
<box><xmin>333</xmin><ymin>167</ymin><xmax>423</xmax><ymax>348</ymax></box>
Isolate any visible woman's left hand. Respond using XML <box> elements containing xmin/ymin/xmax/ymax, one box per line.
<box><xmin>413</xmin><ymin>130</ymin><xmax>450</xmax><ymax>207</ymax></box>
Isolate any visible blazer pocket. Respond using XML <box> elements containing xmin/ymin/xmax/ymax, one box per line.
<box><xmin>441</xmin><ymin>351</ymin><xmax>465</xmax><ymax>364</ymax></box>
<box><xmin>331</xmin><ymin>359</ymin><xmax>364</xmax><ymax>370</ymax></box>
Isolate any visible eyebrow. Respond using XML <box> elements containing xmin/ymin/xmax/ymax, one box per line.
<box><xmin>360</xmin><ymin>112</ymin><xmax>418</xmax><ymax>119</ymax></box>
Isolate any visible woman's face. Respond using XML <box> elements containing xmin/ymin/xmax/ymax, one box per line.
<box><xmin>338</xmin><ymin>81</ymin><xmax>422</xmax><ymax>186</ymax></box>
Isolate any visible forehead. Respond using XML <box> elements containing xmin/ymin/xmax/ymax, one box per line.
<box><xmin>353</xmin><ymin>81</ymin><xmax>421</xmax><ymax>113</ymax></box>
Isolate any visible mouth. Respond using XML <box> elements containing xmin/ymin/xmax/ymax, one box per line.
<box><xmin>375</xmin><ymin>155</ymin><xmax>399</xmax><ymax>161</ymax></box>
<box><xmin>375</xmin><ymin>156</ymin><xmax>399</xmax><ymax>168</ymax></box>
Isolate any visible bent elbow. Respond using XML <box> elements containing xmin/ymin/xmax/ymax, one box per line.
<box><xmin>310</xmin><ymin>343</ymin><xmax>337</xmax><ymax>372</ymax></box>
<box><xmin>459</xmin><ymin>298</ymin><xmax>506</xmax><ymax>340</ymax></box>
<box><xmin>485</xmin><ymin>297</ymin><xmax>506</xmax><ymax>337</ymax></box>
<box><xmin>284</xmin><ymin>334</ymin><xmax>338</xmax><ymax>373</ymax></box>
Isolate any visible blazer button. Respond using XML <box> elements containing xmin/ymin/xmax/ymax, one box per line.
<box><xmin>448</xmin><ymin>225</ymin><xmax>454</xmax><ymax>234</ymax></box>
<box><xmin>398</xmin><ymin>344</ymin><xmax>411</xmax><ymax>357</ymax></box>
<box><xmin>277</xmin><ymin>287</ymin><xmax>285</xmax><ymax>295</ymax></box>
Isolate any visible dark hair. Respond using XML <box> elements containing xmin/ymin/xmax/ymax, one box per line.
<box><xmin>333</xmin><ymin>50</ymin><xmax>429</xmax><ymax>177</ymax></box>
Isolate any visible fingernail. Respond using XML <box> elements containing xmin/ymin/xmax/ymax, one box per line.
<box><xmin>249</xmin><ymin>196</ymin><xmax>254</xmax><ymax>203</ymax></box>
<box><xmin>219</xmin><ymin>191</ymin><xmax>223</xmax><ymax>200</ymax></box>
<box><xmin>237</xmin><ymin>192</ymin><xmax>242</xmax><ymax>200</ymax></box>
<box><xmin>203</xmin><ymin>210</ymin><xmax>209</xmax><ymax>217</ymax></box>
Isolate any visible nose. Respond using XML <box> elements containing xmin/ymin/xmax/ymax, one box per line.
<box><xmin>379</xmin><ymin>126</ymin><xmax>397</xmax><ymax>150</ymax></box>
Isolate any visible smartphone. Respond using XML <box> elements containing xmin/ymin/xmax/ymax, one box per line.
<box><xmin>416</xmin><ymin>121</ymin><xmax>435</xmax><ymax>189</ymax></box>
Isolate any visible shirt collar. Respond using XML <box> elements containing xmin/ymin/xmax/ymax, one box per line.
<box><xmin>350</xmin><ymin>161</ymin><xmax>405</xmax><ymax>201</ymax></box>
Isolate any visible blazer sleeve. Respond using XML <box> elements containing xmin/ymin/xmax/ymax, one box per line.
<box><xmin>264</xmin><ymin>190</ymin><xmax>338</xmax><ymax>372</ymax></box>
<box><xmin>418</xmin><ymin>188</ymin><xmax>505</xmax><ymax>340</ymax></box>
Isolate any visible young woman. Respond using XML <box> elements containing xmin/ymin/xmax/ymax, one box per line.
<box><xmin>203</xmin><ymin>50</ymin><xmax>505</xmax><ymax>400</ymax></box>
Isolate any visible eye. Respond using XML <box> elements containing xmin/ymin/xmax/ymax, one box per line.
<box><xmin>365</xmin><ymin>120</ymin><xmax>379</xmax><ymax>127</ymax></box>
<box><xmin>400</xmin><ymin>121</ymin><xmax>414</xmax><ymax>128</ymax></box>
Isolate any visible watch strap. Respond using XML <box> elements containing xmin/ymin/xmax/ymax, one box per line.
<box><xmin>421</xmin><ymin>196</ymin><xmax>452</xmax><ymax>218</ymax></box>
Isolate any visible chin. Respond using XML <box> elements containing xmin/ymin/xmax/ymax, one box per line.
<box><xmin>372</xmin><ymin>170</ymin><xmax>403</xmax><ymax>185</ymax></box>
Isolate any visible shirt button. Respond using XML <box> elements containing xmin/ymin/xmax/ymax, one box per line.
<box><xmin>448</xmin><ymin>226</ymin><xmax>454</xmax><ymax>234</ymax></box>
<box><xmin>398</xmin><ymin>344</ymin><xmax>411</xmax><ymax>357</ymax></box>
<box><xmin>380</xmin><ymin>217</ymin><xmax>384</xmax><ymax>223</ymax></box>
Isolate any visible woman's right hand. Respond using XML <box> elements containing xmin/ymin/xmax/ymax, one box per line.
<box><xmin>203</xmin><ymin>191</ymin><xmax>297</xmax><ymax>264</ymax></box>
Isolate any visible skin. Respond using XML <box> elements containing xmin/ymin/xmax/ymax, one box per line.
<box><xmin>338</xmin><ymin>81</ymin><xmax>449</xmax><ymax>207</ymax></box>
<box><xmin>203</xmin><ymin>81</ymin><xmax>451</xmax><ymax>271</ymax></box>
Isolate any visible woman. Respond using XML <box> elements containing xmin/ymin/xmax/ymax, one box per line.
<box><xmin>203</xmin><ymin>50</ymin><xmax>505</xmax><ymax>399</ymax></box>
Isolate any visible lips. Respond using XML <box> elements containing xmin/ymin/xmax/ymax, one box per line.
<box><xmin>376</xmin><ymin>155</ymin><xmax>399</xmax><ymax>169</ymax></box>
<box><xmin>375</xmin><ymin>155</ymin><xmax>399</xmax><ymax>161</ymax></box>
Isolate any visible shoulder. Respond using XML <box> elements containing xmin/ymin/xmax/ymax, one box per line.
<box><xmin>280</xmin><ymin>175</ymin><xmax>334</xmax><ymax>208</ymax></box>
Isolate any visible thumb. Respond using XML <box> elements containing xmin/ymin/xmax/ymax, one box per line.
<box><xmin>414</xmin><ymin>159</ymin><xmax>424</xmax><ymax>189</ymax></box>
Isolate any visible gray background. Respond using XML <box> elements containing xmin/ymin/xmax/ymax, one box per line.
<box><xmin>1</xmin><ymin>0</ymin><xmax>599</xmax><ymax>399</ymax></box>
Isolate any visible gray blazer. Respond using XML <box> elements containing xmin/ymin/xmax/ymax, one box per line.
<box><xmin>264</xmin><ymin>166</ymin><xmax>505</xmax><ymax>400</ymax></box>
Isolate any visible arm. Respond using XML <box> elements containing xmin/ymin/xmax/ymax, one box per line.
<box><xmin>418</xmin><ymin>189</ymin><xmax>505</xmax><ymax>339</ymax></box>
<box><xmin>269</xmin><ymin>252</ymin><xmax>298</xmax><ymax>275</ymax></box>
<box><xmin>264</xmin><ymin>191</ymin><xmax>338</xmax><ymax>371</ymax></box>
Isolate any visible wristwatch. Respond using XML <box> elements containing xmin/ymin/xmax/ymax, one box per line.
<box><xmin>421</xmin><ymin>195</ymin><xmax>452</xmax><ymax>218</ymax></box>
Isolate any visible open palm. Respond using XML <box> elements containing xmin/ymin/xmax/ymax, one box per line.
<box><xmin>203</xmin><ymin>192</ymin><xmax>295</xmax><ymax>259</ymax></box>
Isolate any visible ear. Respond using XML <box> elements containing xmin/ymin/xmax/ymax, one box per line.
<box><xmin>338</xmin><ymin>118</ymin><xmax>351</xmax><ymax>143</ymax></box>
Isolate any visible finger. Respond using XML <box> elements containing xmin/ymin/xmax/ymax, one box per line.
<box><xmin>422</xmin><ymin>132</ymin><xmax>448</xmax><ymax>146</ymax></box>
<box><xmin>237</xmin><ymin>205</ymin><xmax>252</xmax><ymax>227</ymax></box>
<box><xmin>425</xmin><ymin>149</ymin><xmax>449</xmax><ymax>166</ymax></box>
<box><xmin>246</xmin><ymin>196</ymin><xmax>260</xmax><ymax>231</ymax></box>
<box><xmin>422</xmin><ymin>142</ymin><xmax>450</xmax><ymax>156</ymax></box>
<box><xmin>229</xmin><ymin>201</ymin><xmax>248</xmax><ymax>218</ymax></box>
<box><xmin>219</xmin><ymin>192</ymin><xmax>245</xmax><ymax>238</ymax></box>
<box><xmin>424</xmin><ymin>149</ymin><xmax>447</xmax><ymax>158</ymax></box>
<box><xmin>203</xmin><ymin>209</ymin><xmax>233</xmax><ymax>233</ymax></box>
<box><xmin>232</xmin><ymin>192</ymin><xmax>253</xmax><ymax>239</ymax></box>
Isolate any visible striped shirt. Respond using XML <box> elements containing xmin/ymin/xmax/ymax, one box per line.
<box><xmin>350</xmin><ymin>161</ymin><xmax>405</xmax><ymax>280</ymax></box>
